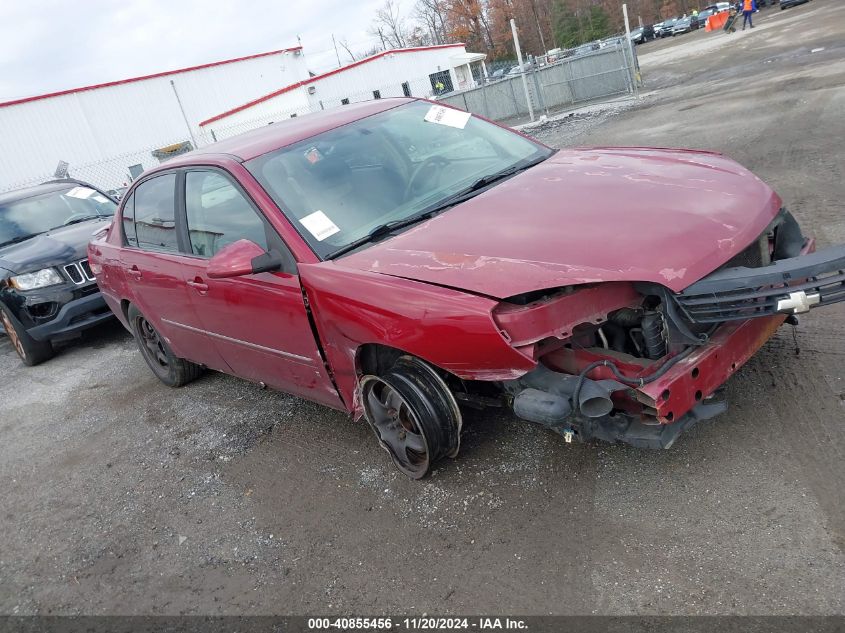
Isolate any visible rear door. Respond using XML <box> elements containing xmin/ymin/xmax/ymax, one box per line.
<box><xmin>119</xmin><ymin>172</ymin><xmax>228</xmax><ymax>371</ymax></box>
<box><xmin>177</xmin><ymin>168</ymin><xmax>342</xmax><ymax>408</ymax></box>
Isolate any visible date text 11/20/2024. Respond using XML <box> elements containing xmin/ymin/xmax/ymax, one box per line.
<box><xmin>307</xmin><ymin>617</ymin><xmax>528</xmax><ymax>630</ymax></box>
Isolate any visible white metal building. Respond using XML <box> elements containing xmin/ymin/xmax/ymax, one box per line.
<box><xmin>198</xmin><ymin>44</ymin><xmax>486</xmax><ymax>142</ymax></box>
<box><xmin>0</xmin><ymin>43</ymin><xmax>486</xmax><ymax>192</ymax></box>
<box><xmin>0</xmin><ymin>47</ymin><xmax>308</xmax><ymax>192</ymax></box>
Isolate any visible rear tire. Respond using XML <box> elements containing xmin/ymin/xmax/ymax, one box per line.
<box><xmin>0</xmin><ymin>304</ymin><xmax>54</xmax><ymax>366</ymax></box>
<box><xmin>127</xmin><ymin>304</ymin><xmax>203</xmax><ymax>387</ymax></box>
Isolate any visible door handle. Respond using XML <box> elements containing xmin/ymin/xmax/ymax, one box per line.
<box><xmin>186</xmin><ymin>278</ymin><xmax>209</xmax><ymax>293</ymax></box>
<box><xmin>126</xmin><ymin>265</ymin><xmax>142</xmax><ymax>280</ymax></box>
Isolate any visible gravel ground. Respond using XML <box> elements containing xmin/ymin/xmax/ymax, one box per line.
<box><xmin>1</xmin><ymin>0</ymin><xmax>843</xmax><ymax>616</ymax></box>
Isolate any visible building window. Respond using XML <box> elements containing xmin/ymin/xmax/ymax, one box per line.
<box><xmin>372</xmin><ymin>90</ymin><xmax>381</xmax><ymax>99</ymax></box>
<box><xmin>151</xmin><ymin>140</ymin><xmax>193</xmax><ymax>163</ymax></box>
<box><xmin>402</xmin><ymin>82</ymin><xmax>411</xmax><ymax>97</ymax></box>
<box><xmin>429</xmin><ymin>70</ymin><xmax>453</xmax><ymax>95</ymax></box>
<box><xmin>341</xmin><ymin>98</ymin><xmax>350</xmax><ymax>105</ymax></box>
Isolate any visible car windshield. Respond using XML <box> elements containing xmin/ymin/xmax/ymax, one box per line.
<box><xmin>247</xmin><ymin>101</ymin><xmax>551</xmax><ymax>259</ymax></box>
<box><xmin>0</xmin><ymin>185</ymin><xmax>117</xmax><ymax>248</ymax></box>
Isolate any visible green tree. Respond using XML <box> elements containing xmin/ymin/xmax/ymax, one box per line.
<box><xmin>552</xmin><ymin>1</ymin><xmax>613</xmax><ymax>48</ymax></box>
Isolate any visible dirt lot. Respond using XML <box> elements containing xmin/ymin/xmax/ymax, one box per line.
<box><xmin>1</xmin><ymin>0</ymin><xmax>843</xmax><ymax>616</ymax></box>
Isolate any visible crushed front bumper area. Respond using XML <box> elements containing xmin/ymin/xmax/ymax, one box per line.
<box><xmin>505</xmin><ymin>311</ymin><xmax>790</xmax><ymax>449</ymax></box>
<box><xmin>673</xmin><ymin>243</ymin><xmax>845</xmax><ymax>323</ymax></box>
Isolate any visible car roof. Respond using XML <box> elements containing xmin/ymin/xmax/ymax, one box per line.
<box><xmin>0</xmin><ymin>180</ymin><xmax>90</xmax><ymax>205</ymax></box>
<box><xmin>167</xmin><ymin>98</ymin><xmax>417</xmax><ymax>166</ymax></box>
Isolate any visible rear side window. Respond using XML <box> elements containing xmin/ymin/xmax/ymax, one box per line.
<box><xmin>121</xmin><ymin>193</ymin><xmax>137</xmax><ymax>247</ymax></box>
<box><xmin>133</xmin><ymin>174</ymin><xmax>178</xmax><ymax>252</ymax></box>
<box><xmin>184</xmin><ymin>171</ymin><xmax>269</xmax><ymax>257</ymax></box>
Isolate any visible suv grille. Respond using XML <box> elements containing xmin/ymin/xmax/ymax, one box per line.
<box><xmin>64</xmin><ymin>259</ymin><xmax>96</xmax><ymax>285</ymax></box>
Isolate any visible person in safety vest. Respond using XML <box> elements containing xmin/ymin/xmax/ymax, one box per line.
<box><xmin>741</xmin><ymin>0</ymin><xmax>757</xmax><ymax>30</ymax></box>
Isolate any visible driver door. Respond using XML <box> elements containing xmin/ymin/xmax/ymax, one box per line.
<box><xmin>177</xmin><ymin>168</ymin><xmax>342</xmax><ymax>408</ymax></box>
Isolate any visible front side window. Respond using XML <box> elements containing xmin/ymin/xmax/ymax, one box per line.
<box><xmin>0</xmin><ymin>185</ymin><xmax>116</xmax><ymax>248</ymax></box>
<box><xmin>133</xmin><ymin>173</ymin><xmax>178</xmax><ymax>252</ymax></box>
<box><xmin>184</xmin><ymin>171</ymin><xmax>269</xmax><ymax>257</ymax></box>
<box><xmin>247</xmin><ymin>100</ymin><xmax>550</xmax><ymax>259</ymax></box>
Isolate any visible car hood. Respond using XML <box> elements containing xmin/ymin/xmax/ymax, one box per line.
<box><xmin>0</xmin><ymin>219</ymin><xmax>111</xmax><ymax>275</ymax></box>
<box><xmin>336</xmin><ymin>147</ymin><xmax>782</xmax><ymax>298</ymax></box>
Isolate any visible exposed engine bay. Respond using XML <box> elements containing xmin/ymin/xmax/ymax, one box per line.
<box><xmin>470</xmin><ymin>209</ymin><xmax>845</xmax><ymax>449</ymax></box>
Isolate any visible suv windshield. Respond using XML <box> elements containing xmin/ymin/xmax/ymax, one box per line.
<box><xmin>247</xmin><ymin>101</ymin><xmax>552</xmax><ymax>259</ymax></box>
<box><xmin>0</xmin><ymin>185</ymin><xmax>116</xmax><ymax>248</ymax></box>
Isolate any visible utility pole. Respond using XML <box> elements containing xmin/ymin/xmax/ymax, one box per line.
<box><xmin>622</xmin><ymin>4</ymin><xmax>640</xmax><ymax>98</ymax></box>
<box><xmin>510</xmin><ymin>18</ymin><xmax>535</xmax><ymax>122</ymax></box>
<box><xmin>169</xmin><ymin>80</ymin><xmax>197</xmax><ymax>148</ymax></box>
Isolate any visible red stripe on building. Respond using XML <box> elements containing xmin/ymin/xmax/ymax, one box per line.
<box><xmin>199</xmin><ymin>43</ymin><xmax>465</xmax><ymax>127</ymax></box>
<box><xmin>0</xmin><ymin>47</ymin><xmax>303</xmax><ymax>108</ymax></box>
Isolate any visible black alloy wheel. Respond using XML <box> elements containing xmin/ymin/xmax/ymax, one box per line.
<box><xmin>127</xmin><ymin>304</ymin><xmax>203</xmax><ymax>387</ymax></box>
<box><xmin>361</xmin><ymin>356</ymin><xmax>461</xmax><ymax>479</ymax></box>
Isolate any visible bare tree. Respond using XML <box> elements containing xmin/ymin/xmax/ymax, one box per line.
<box><xmin>338</xmin><ymin>39</ymin><xmax>357</xmax><ymax>62</ymax></box>
<box><xmin>369</xmin><ymin>0</ymin><xmax>409</xmax><ymax>49</ymax></box>
<box><xmin>414</xmin><ymin>0</ymin><xmax>448</xmax><ymax>44</ymax></box>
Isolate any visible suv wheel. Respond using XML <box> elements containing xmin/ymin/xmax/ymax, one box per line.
<box><xmin>0</xmin><ymin>305</ymin><xmax>54</xmax><ymax>366</ymax></box>
<box><xmin>127</xmin><ymin>304</ymin><xmax>203</xmax><ymax>387</ymax></box>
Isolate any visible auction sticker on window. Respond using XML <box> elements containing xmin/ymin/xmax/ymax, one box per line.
<box><xmin>300</xmin><ymin>210</ymin><xmax>340</xmax><ymax>241</ymax></box>
<box><xmin>424</xmin><ymin>105</ymin><xmax>471</xmax><ymax>129</ymax></box>
<box><xmin>65</xmin><ymin>186</ymin><xmax>96</xmax><ymax>199</ymax></box>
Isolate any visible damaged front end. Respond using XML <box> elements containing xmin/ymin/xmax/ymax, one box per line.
<box><xmin>493</xmin><ymin>209</ymin><xmax>845</xmax><ymax>448</ymax></box>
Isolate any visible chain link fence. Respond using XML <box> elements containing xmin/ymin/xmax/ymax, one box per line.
<box><xmin>441</xmin><ymin>37</ymin><xmax>638</xmax><ymax>124</ymax></box>
<box><xmin>2</xmin><ymin>40</ymin><xmax>638</xmax><ymax>195</ymax></box>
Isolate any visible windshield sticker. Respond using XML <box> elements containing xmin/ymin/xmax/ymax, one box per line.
<box><xmin>304</xmin><ymin>147</ymin><xmax>323</xmax><ymax>165</ymax></box>
<box><xmin>92</xmin><ymin>193</ymin><xmax>109</xmax><ymax>203</ymax></box>
<box><xmin>65</xmin><ymin>186</ymin><xmax>96</xmax><ymax>199</ymax></box>
<box><xmin>424</xmin><ymin>105</ymin><xmax>471</xmax><ymax>129</ymax></box>
<box><xmin>300</xmin><ymin>210</ymin><xmax>340</xmax><ymax>241</ymax></box>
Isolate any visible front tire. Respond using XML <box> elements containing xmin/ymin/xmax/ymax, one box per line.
<box><xmin>0</xmin><ymin>304</ymin><xmax>54</xmax><ymax>366</ymax></box>
<box><xmin>361</xmin><ymin>356</ymin><xmax>461</xmax><ymax>480</ymax></box>
<box><xmin>127</xmin><ymin>304</ymin><xmax>203</xmax><ymax>387</ymax></box>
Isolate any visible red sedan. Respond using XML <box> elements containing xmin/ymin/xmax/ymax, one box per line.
<box><xmin>89</xmin><ymin>98</ymin><xmax>845</xmax><ymax>478</ymax></box>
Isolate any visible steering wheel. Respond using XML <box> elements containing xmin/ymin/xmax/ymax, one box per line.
<box><xmin>62</xmin><ymin>213</ymin><xmax>97</xmax><ymax>226</ymax></box>
<box><xmin>404</xmin><ymin>156</ymin><xmax>451</xmax><ymax>201</ymax></box>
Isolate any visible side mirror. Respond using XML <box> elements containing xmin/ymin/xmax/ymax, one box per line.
<box><xmin>206</xmin><ymin>239</ymin><xmax>284</xmax><ymax>279</ymax></box>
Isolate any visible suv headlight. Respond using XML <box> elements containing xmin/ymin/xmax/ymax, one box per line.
<box><xmin>9</xmin><ymin>268</ymin><xmax>64</xmax><ymax>290</ymax></box>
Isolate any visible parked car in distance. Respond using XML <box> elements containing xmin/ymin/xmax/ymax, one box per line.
<box><xmin>780</xmin><ymin>0</ymin><xmax>811</xmax><ymax>8</ymax></box>
<box><xmin>703</xmin><ymin>2</ymin><xmax>731</xmax><ymax>11</ymax></box>
<box><xmin>572</xmin><ymin>43</ymin><xmax>600</xmax><ymax>57</ymax></box>
<box><xmin>672</xmin><ymin>15</ymin><xmax>699</xmax><ymax>35</ymax></box>
<box><xmin>655</xmin><ymin>18</ymin><xmax>677</xmax><ymax>37</ymax></box>
<box><xmin>506</xmin><ymin>63</ymin><xmax>531</xmax><ymax>76</ymax></box>
<box><xmin>696</xmin><ymin>8</ymin><xmax>716</xmax><ymax>25</ymax></box>
<box><xmin>90</xmin><ymin>98</ymin><xmax>845</xmax><ymax>479</ymax></box>
<box><xmin>630</xmin><ymin>25</ymin><xmax>655</xmax><ymax>44</ymax></box>
<box><xmin>1</xmin><ymin>180</ymin><xmax>117</xmax><ymax>365</ymax></box>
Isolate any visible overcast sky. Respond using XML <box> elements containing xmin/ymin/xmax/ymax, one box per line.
<box><xmin>0</xmin><ymin>0</ymin><xmax>388</xmax><ymax>102</ymax></box>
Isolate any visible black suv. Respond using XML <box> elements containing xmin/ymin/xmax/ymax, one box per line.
<box><xmin>0</xmin><ymin>180</ymin><xmax>117</xmax><ymax>365</ymax></box>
